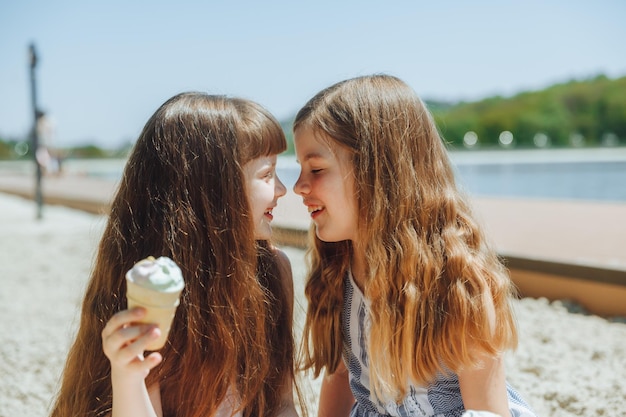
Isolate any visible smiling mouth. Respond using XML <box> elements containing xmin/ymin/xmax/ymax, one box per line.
<box><xmin>307</xmin><ymin>205</ymin><xmax>324</xmax><ymax>216</ymax></box>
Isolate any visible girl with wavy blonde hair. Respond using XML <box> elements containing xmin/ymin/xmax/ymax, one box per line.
<box><xmin>293</xmin><ymin>75</ymin><xmax>536</xmax><ymax>417</ymax></box>
<box><xmin>50</xmin><ymin>92</ymin><xmax>301</xmax><ymax>417</ymax></box>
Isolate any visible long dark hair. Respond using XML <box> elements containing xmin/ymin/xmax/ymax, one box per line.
<box><xmin>50</xmin><ymin>93</ymin><xmax>293</xmax><ymax>417</ymax></box>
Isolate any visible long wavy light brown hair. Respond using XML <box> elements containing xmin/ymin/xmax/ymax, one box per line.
<box><xmin>295</xmin><ymin>74</ymin><xmax>518</xmax><ymax>401</ymax></box>
<box><xmin>50</xmin><ymin>92</ymin><xmax>294</xmax><ymax>417</ymax></box>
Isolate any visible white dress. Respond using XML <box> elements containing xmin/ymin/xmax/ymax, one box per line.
<box><xmin>214</xmin><ymin>386</ymin><xmax>243</xmax><ymax>417</ymax></box>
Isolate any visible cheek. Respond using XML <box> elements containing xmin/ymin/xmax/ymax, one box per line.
<box><xmin>247</xmin><ymin>185</ymin><xmax>264</xmax><ymax>213</ymax></box>
<box><xmin>249</xmin><ymin>182</ymin><xmax>274</xmax><ymax>211</ymax></box>
<box><xmin>338</xmin><ymin>178</ymin><xmax>357</xmax><ymax>209</ymax></box>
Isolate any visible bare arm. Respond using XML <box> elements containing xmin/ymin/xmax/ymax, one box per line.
<box><xmin>458</xmin><ymin>353</ymin><xmax>511</xmax><ymax>417</ymax></box>
<box><xmin>110</xmin><ymin>376</ymin><xmax>163</xmax><ymax>417</ymax></box>
<box><xmin>102</xmin><ymin>308</ymin><xmax>164</xmax><ymax>417</ymax></box>
<box><xmin>317</xmin><ymin>361</ymin><xmax>355</xmax><ymax>417</ymax></box>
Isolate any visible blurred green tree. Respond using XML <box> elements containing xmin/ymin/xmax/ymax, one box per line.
<box><xmin>431</xmin><ymin>74</ymin><xmax>626</xmax><ymax>148</ymax></box>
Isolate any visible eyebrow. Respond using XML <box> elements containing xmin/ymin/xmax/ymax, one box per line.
<box><xmin>296</xmin><ymin>152</ymin><xmax>326</xmax><ymax>164</ymax></box>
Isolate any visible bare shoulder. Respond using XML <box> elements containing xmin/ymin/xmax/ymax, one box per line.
<box><xmin>271</xmin><ymin>247</ymin><xmax>294</xmax><ymax>295</ymax></box>
<box><xmin>271</xmin><ymin>247</ymin><xmax>292</xmax><ymax>273</ymax></box>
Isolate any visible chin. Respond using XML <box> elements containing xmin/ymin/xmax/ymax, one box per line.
<box><xmin>255</xmin><ymin>227</ymin><xmax>272</xmax><ymax>241</ymax></box>
<box><xmin>315</xmin><ymin>229</ymin><xmax>342</xmax><ymax>243</ymax></box>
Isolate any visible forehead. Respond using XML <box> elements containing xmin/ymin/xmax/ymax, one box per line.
<box><xmin>294</xmin><ymin>127</ymin><xmax>346</xmax><ymax>162</ymax></box>
<box><xmin>243</xmin><ymin>154</ymin><xmax>276</xmax><ymax>172</ymax></box>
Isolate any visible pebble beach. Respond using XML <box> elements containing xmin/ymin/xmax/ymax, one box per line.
<box><xmin>1</xmin><ymin>192</ymin><xmax>626</xmax><ymax>417</ymax></box>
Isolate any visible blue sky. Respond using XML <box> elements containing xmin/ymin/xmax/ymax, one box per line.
<box><xmin>1</xmin><ymin>0</ymin><xmax>625</xmax><ymax>148</ymax></box>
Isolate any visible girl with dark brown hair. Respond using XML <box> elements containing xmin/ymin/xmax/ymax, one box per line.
<box><xmin>50</xmin><ymin>92</ymin><xmax>300</xmax><ymax>417</ymax></box>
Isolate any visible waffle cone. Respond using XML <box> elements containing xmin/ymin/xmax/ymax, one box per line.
<box><xmin>126</xmin><ymin>278</ymin><xmax>182</xmax><ymax>350</ymax></box>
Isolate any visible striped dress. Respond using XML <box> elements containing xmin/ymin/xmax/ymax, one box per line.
<box><xmin>342</xmin><ymin>273</ymin><xmax>538</xmax><ymax>417</ymax></box>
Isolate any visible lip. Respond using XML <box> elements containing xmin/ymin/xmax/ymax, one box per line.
<box><xmin>311</xmin><ymin>209</ymin><xmax>324</xmax><ymax>221</ymax></box>
<box><xmin>303</xmin><ymin>200</ymin><xmax>324</xmax><ymax>219</ymax></box>
<box><xmin>307</xmin><ymin>206</ymin><xmax>324</xmax><ymax>220</ymax></box>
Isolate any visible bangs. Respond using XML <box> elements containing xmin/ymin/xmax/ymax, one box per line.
<box><xmin>235</xmin><ymin>99</ymin><xmax>287</xmax><ymax>163</ymax></box>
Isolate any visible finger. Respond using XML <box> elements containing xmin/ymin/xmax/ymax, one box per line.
<box><xmin>103</xmin><ymin>324</ymin><xmax>157</xmax><ymax>361</ymax></box>
<box><xmin>107</xmin><ymin>323</ymin><xmax>156</xmax><ymax>348</ymax></box>
<box><xmin>101</xmin><ymin>307</ymin><xmax>146</xmax><ymax>339</ymax></box>
<box><xmin>116</xmin><ymin>326</ymin><xmax>162</xmax><ymax>363</ymax></box>
<box><xmin>123</xmin><ymin>351</ymin><xmax>163</xmax><ymax>378</ymax></box>
<box><xmin>144</xmin><ymin>352</ymin><xmax>163</xmax><ymax>369</ymax></box>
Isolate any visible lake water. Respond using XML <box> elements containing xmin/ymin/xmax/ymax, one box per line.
<box><xmin>453</xmin><ymin>160</ymin><xmax>625</xmax><ymax>202</ymax></box>
<box><xmin>12</xmin><ymin>147</ymin><xmax>624</xmax><ymax>203</ymax></box>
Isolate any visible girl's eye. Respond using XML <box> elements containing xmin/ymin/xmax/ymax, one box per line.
<box><xmin>311</xmin><ymin>169</ymin><xmax>323</xmax><ymax>174</ymax></box>
<box><xmin>263</xmin><ymin>170</ymin><xmax>275</xmax><ymax>179</ymax></box>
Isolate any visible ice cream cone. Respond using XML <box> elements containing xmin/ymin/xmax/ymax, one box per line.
<box><xmin>125</xmin><ymin>256</ymin><xmax>185</xmax><ymax>350</ymax></box>
<box><xmin>126</xmin><ymin>279</ymin><xmax>182</xmax><ymax>350</ymax></box>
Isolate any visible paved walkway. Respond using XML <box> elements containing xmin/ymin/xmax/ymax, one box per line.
<box><xmin>1</xmin><ymin>172</ymin><xmax>625</xmax><ymax>270</ymax></box>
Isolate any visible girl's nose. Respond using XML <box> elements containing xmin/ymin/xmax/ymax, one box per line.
<box><xmin>275</xmin><ymin>175</ymin><xmax>287</xmax><ymax>198</ymax></box>
<box><xmin>293</xmin><ymin>174</ymin><xmax>308</xmax><ymax>196</ymax></box>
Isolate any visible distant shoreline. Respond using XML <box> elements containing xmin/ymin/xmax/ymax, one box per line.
<box><xmin>448</xmin><ymin>145</ymin><xmax>626</xmax><ymax>165</ymax></box>
<box><xmin>2</xmin><ymin>145</ymin><xmax>626</xmax><ymax>169</ymax></box>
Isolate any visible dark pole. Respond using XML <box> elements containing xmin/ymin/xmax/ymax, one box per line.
<box><xmin>29</xmin><ymin>43</ymin><xmax>43</xmax><ymax>219</ymax></box>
